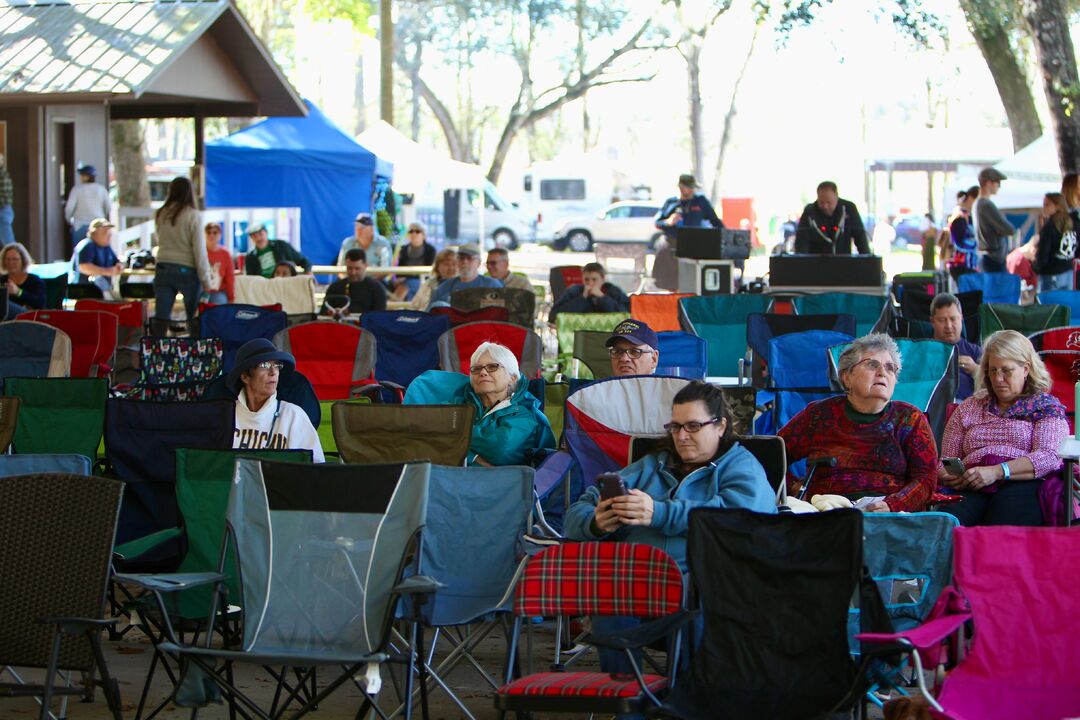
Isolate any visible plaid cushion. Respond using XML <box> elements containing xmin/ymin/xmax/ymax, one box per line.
<box><xmin>515</xmin><ymin>542</ymin><xmax>682</xmax><ymax>618</ymax></box>
<box><xmin>499</xmin><ymin>671</ymin><xmax>666</xmax><ymax>698</ymax></box>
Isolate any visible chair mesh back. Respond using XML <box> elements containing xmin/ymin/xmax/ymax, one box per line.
<box><xmin>630</xmin><ymin>293</ymin><xmax>692</xmax><ymax>332</ymax></box>
<box><xmin>4</xmin><ymin>377</ymin><xmax>107</xmax><ymax>458</ymax></box>
<box><xmin>438</xmin><ymin>321</ymin><xmax>543</xmax><ymax>379</ymax></box>
<box><xmin>332</xmin><ymin>403</ymin><xmax>476</xmax><ymax>466</ymax></box>
<box><xmin>230</xmin><ymin>459</ymin><xmax>429</xmax><ymax>658</ymax></box>
<box><xmin>451</xmin><ymin>287</ymin><xmax>537</xmax><ymax>329</ymax></box>
<box><xmin>515</xmin><ymin>542</ymin><xmax>682</xmax><ymax>618</ymax></box>
<box><xmin>572</xmin><ymin>330</ymin><xmax>614</xmax><ymax>379</ymax></box>
<box><xmin>200</xmin><ymin>304</ymin><xmax>288</xmax><ymax>372</ymax></box>
<box><xmin>0</xmin><ymin>474</ymin><xmax>122</xmax><ymax>671</ymax></box>
<box><xmin>979</xmin><ymin>303</ymin><xmax>1071</xmax><ymax>342</ymax></box>
<box><xmin>1029</xmin><ymin>325</ymin><xmax>1080</xmax><ymax>352</ymax></box>
<box><xmin>679</xmin><ymin>295</ymin><xmax>773</xmax><ymax>376</ymax></box>
<box><xmin>556</xmin><ymin>312</ymin><xmax>630</xmax><ymax>357</ymax></box>
<box><xmin>360</xmin><ymin>311</ymin><xmax>449</xmax><ymax>389</ymax></box>
<box><xmin>18</xmin><ymin>310</ymin><xmax>119</xmax><ymax>379</ymax></box>
<box><xmin>0</xmin><ymin>396</ymin><xmax>18</xmax><ymax>452</ymax></box>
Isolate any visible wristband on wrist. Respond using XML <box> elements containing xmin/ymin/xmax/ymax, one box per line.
<box><xmin>1000</xmin><ymin>462</ymin><xmax>1011</xmax><ymax>481</ymax></box>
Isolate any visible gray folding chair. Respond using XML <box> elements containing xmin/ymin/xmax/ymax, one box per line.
<box><xmin>333</xmin><ymin>402</ymin><xmax>476</xmax><ymax>466</ymax></box>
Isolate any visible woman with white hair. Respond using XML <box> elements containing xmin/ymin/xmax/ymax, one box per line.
<box><xmin>939</xmin><ymin>330</ymin><xmax>1068</xmax><ymax>525</ymax></box>
<box><xmin>778</xmin><ymin>332</ymin><xmax>939</xmax><ymax>512</ymax></box>
<box><xmin>403</xmin><ymin>341</ymin><xmax>555</xmax><ymax>465</ymax></box>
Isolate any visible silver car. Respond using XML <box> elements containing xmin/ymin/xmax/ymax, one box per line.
<box><xmin>551</xmin><ymin>201</ymin><xmax>663</xmax><ymax>252</ymax></box>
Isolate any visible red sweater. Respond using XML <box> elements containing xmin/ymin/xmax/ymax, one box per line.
<box><xmin>778</xmin><ymin>396</ymin><xmax>938</xmax><ymax>512</ymax></box>
<box><xmin>206</xmin><ymin>244</ymin><xmax>235</xmax><ymax>301</ymax></box>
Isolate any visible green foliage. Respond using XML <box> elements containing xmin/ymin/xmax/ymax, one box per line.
<box><xmin>375</xmin><ymin>208</ymin><xmax>395</xmax><ymax>239</ymax></box>
<box><xmin>307</xmin><ymin>0</ymin><xmax>375</xmax><ymax>35</ymax></box>
<box><xmin>774</xmin><ymin>0</ymin><xmax>944</xmax><ymax>48</ymax></box>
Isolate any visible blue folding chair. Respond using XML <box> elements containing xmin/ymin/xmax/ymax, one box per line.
<box><xmin>792</xmin><ymin>293</ymin><xmax>891</xmax><ymax>337</ymax></box>
<box><xmin>957</xmin><ymin>271</ymin><xmax>1021</xmax><ymax>305</ymax></box>
<box><xmin>746</xmin><ymin>312</ymin><xmax>857</xmax><ymax>388</ymax></box>
<box><xmin>757</xmin><ymin>329</ymin><xmax>850</xmax><ymax>436</ymax></box>
<box><xmin>678</xmin><ymin>295</ymin><xmax>773</xmax><ymax>377</ymax></box>
<box><xmin>1037</xmin><ymin>289</ymin><xmax>1080</xmax><ymax>317</ymax></box>
<box><xmin>0</xmin><ymin>453</ymin><xmax>92</xmax><ymax>477</ymax></box>
<box><xmin>199</xmin><ymin>303</ymin><xmax>288</xmax><ymax>373</ymax></box>
<box><xmin>655</xmin><ymin>331</ymin><xmax>707</xmax><ymax>379</ymax></box>
<box><xmin>361</xmin><ymin>310</ymin><xmax>450</xmax><ymax>392</ymax></box>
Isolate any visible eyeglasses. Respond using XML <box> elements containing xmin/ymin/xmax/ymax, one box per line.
<box><xmin>457</xmin><ymin>253</ymin><xmax>477</xmax><ymax>261</ymax></box>
<box><xmin>206</xmin><ymin>228</ymin><xmax>221</xmax><ymax>234</ymax></box>
<box><xmin>469</xmin><ymin>363</ymin><xmax>502</xmax><ymax>375</ymax></box>
<box><xmin>664</xmin><ymin>418</ymin><xmax>720</xmax><ymax>434</ymax></box>
<box><xmin>254</xmin><ymin>361</ymin><xmax>284</xmax><ymax>371</ymax></box>
<box><xmin>608</xmin><ymin>347</ymin><xmax>654</xmax><ymax>359</ymax></box>
<box><xmin>988</xmin><ymin>364</ymin><xmax>1026</xmax><ymax>378</ymax></box>
<box><xmin>407</xmin><ymin>228</ymin><xmax>423</xmax><ymax>234</ymax></box>
<box><xmin>851</xmin><ymin>358</ymin><xmax>900</xmax><ymax>376</ymax></box>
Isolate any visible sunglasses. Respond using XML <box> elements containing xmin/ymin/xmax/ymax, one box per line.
<box><xmin>254</xmin><ymin>361</ymin><xmax>285</xmax><ymax>371</ymax></box>
<box><xmin>407</xmin><ymin>228</ymin><xmax>423</xmax><ymax>234</ymax></box>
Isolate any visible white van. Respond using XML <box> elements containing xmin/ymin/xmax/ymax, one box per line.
<box><xmin>448</xmin><ymin>181</ymin><xmax>533</xmax><ymax>249</ymax></box>
<box><xmin>522</xmin><ymin>158</ymin><xmax>615</xmax><ymax>243</ymax></box>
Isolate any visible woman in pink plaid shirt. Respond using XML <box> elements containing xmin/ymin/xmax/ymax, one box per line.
<box><xmin>938</xmin><ymin>330</ymin><xmax>1069</xmax><ymax>525</ymax></box>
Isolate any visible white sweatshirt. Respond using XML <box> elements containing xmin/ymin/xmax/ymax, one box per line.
<box><xmin>233</xmin><ymin>392</ymin><xmax>325</xmax><ymax>463</ymax></box>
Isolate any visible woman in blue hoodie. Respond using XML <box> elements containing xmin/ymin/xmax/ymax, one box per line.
<box><xmin>404</xmin><ymin>342</ymin><xmax>555</xmax><ymax>466</ymax></box>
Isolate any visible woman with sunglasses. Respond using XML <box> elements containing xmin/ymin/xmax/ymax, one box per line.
<box><xmin>403</xmin><ymin>341</ymin><xmax>554</xmax><ymax>466</ymax></box>
<box><xmin>392</xmin><ymin>221</ymin><xmax>437</xmax><ymax>300</ymax></box>
<box><xmin>779</xmin><ymin>333</ymin><xmax>938</xmax><ymax>512</ymax></box>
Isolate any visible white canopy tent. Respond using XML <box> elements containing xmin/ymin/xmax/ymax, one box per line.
<box><xmin>956</xmin><ymin>133</ymin><xmax>1061</xmax><ymax>211</ymax></box>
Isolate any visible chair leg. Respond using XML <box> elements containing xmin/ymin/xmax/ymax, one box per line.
<box><xmin>39</xmin><ymin>630</ymin><xmax>64</xmax><ymax>720</ymax></box>
<box><xmin>89</xmin><ymin>632</ymin><xmax>124</xmax><ymax>720</ymax></box>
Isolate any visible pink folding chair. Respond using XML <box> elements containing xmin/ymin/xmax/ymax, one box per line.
<box><xmin>858</xmin><ymin>526</ymin><xmax>1080</xmax><ymax>720</ymax></box>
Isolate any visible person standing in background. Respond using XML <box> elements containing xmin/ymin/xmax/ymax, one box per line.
<box><xmin>973</xmin><ymin>167</ymin><xmax>1013</xmax><ymax>273</ymax></box>
<box><xmin>64</xmin><ymin>165</ymin><xmax>111</xmax><ymax>251</ymax></box>
<box><xmin>152</xmin><ymin>177</ymin><xmax>212</xmax><ymax>336</ymax></box>
<box><xmin>652</xmin><ymin>174</ymin><xmax>724</xmax><ymax>290</ymax></box>
<box><xmin>1033</xmin><ymin>192</ymin><xmax>1076</xmax><ymax>292</ymax></box>
<box><xmin>0</xmin><ymin>154</ymin><xmax>13</xmax><ymax>246</ymax></box>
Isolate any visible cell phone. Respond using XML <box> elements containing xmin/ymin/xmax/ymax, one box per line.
<box><xmin>598</xmin><ymin>473</ymin><xmax>628</xmax><ymax>501</ymax></box>
<box><xmin>942</xmin><ymin>457</ymin><xmax>965</xmax><ymax>476</ymax></box>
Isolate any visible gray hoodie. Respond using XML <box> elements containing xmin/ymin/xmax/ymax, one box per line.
<box><xmin>973</xmin><ymin>197</ymin><xmax>1015</xmax><ymax>264</ymax></box>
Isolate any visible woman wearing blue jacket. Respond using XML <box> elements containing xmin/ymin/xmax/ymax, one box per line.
<box><xmin>404</xmin><ymin>342</ymin><xmax>555</xmax><ymax>466</ymax></box>
<box><xmin>565</xmin><ymin>381</ymin><xmax>776</xmax><ymax>571</ymax></box>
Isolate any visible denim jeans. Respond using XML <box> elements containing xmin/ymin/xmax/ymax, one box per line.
<box><xmin>1039</xmin><ymin>270</ymin><xmax>1073</xmax><ymax>293</ymax></box>
<box><xmin>153</xmin><ymin>262</ymin><xmax>201</xmax><ymax>322</ymax></box>
<box><xmin>0</xmin><ymin>205</ymin><xmax>13</xmax><ymax>246</ymax></box>
<box><xmin>979</xmin><ymin>255</ymin><xmax>1006</xmax><ymax>273</ymax></box>
<box><xmin>943</xmin><ymin>480</ymin><xmax>1043</xmax><ymax>526</ymax></box>
<box><xmin>204</xmin><ymin>291</ymin><xmax>228</xmax><ymax>305</ymax></box>
<box><xmin>72</xmin><ymin>224</ymin><xmax>89</xmax><ymax>252</ymax></box>
<box><xmin>5</xmin><ymin>299</ymin><xmax>26</xmax><ymax>321</ymax></box>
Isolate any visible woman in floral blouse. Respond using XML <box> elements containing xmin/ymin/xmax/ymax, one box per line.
<box><xmin>938</xmin><ymin>330</ymin><xmax>1068</xmax><ymax>526</ymax></box>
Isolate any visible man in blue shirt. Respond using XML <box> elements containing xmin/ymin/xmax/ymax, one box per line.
<box><xmin>428</xmin><ymin>243</ymin><xmax>502</xmax><ymax>308</ymax></box>
<box><xmin>652</xmin><ymin>174</ymin><xmax>724</xmax><ymax>290</ymax></box>
<box><xmin>71</xmin><ymin>217</ymin><xmax>123</xmax><ymax>295</ymax></box>
<box><xmin>931</xmin><ymin>293</ymin><xmax>981</xmax><ymax>400</ymax></box>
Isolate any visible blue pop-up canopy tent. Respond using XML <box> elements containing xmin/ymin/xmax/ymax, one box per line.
<box><xmin>206</xmin><ymin>100</ymin><xmax>392</xmax><ymax>265</ymax></box>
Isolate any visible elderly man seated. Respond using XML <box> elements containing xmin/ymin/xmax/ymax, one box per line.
<box><xmin>244</xmin><ymin>223</ymin><xmax>311</xmax><ymax>278</ymax></box>
<box><xmin>606</xmin><ymin>319</ymin><xmax>659</xmax><ymax>376</ymax></box>
<box><xmin>930</xmin><ymin>292</ymin><xmax>981</xmax><ymax>400</ymax></box>
<box><xmin>427</xmin><ymin>243</ymin><xmax>502</xmax><ymax>308</ymax></box>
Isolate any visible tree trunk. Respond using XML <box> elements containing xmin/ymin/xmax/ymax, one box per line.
<box><xmin>959</xmin><ymin>0</ymin><xmax>1042</xmax><ymax>150</ymax></box>
<box><xmin>711</xmin><ymin>21</ymin><xmax>762</xmax><ymax>203</ymax></box>
<box><xmin>1021</xmin><ymin>0</ymin><xmax>1080</xmax><ymax>173</ymax></box>
<box><xmin>354</xmin><ymin>53</ymin><xmax>367</xmax><ymax>136</ymax></box>
<box><xmin>685</xmin><ymin>40</ymin><xmax>704</xmax><ymax>185</ymax></box>
<box><xmin>380</xmin><ymin>0</ymin><xmax>394</xmax><ymax>124</ymax></box>
<box><xmin>110</xmin><ymin>120</ymin><xmax>150</xmax><ymax>209</ymax></box>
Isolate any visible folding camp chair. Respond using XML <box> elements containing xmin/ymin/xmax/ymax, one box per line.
<box><xmin>118</xmin><ymin>458</ymin><xmax>433</xmax><ymax>720</ymax></box>
<box><xmin>451</xmin><ymin>287</ymin><xmax>537</xmax><ymax>329</ymax></box>
<box><xmin>430</xmin><ymin>305</ymin><xmax>510</xmax><ymax>326</ymax></box>
<box><xmin>0</xmin><ymin>321</ymin><xmax>71</xmax><ymax>384</ymax></box>
<box><xmin>851</xmin><ymin>512</ymin><xmax>958</xmax><ymax>708</ymax></box>
<box><xmin>41</xmin><ymin>273</ymin><xmax>67</xmax><ymax>309</ymax></box>
<box><xmin>494</xmin><ymin>542</ymin><xmax>690</xmax><ymax>717</ymax></box>
<box><xmin>272</xmin><ymin>321</ymin><xmax>377</xmax><ymax>400</ymax></box>
<box><xmin>978</xmin><ymin>302</ymin><xmax>1071</xmax><ymax>342</ymax></box>
<box><xmin>0</xmin><ymin>396</ymin><xmax>17</xmax><ymax>453</ymax></box>
<box><xmin>571</xmin><ymin>330</ymin><xmax>614</xmax><ymax>379</ymax></box>
<box><xmin>65</xmin><ymin>282</ymin><xmax>105</xmax><ymax>300</ymax></box>
<box><xmin>0</xmin><ymin>454</ymin><xmax>91</xmax><ymax>477</ymax></box>
<box><xmin>105</xmin><ymin>398</ymin><xmax>235</xmax><ymax>559</ymax></box>
<box><xmin>957</xmin><ymin>271</ymin><xmax>1022</xmax><ymax>304</ymax></box>
<box><xmin>1036</xmin><ymin>289</ymin><xmax>1080</xmax><ymax>317</ymax></box>
<box><xmin>756</xmin><ymin>329</ymin><xmax>851</xmax><ymax>436</ymax></box>
<box><xmin>655</xmin><ymin>331</ymin><xmax>708</xmax><ymax>379</ymax></box>
<box><xmin>678</xmin><ymin>295</ymin><xmax>773</xmax><ymax>377</ymax></box>
<box><xmin>548</xmin><ymin>265</ymin><xmax>583</xmax><ymax>305</ymax></box>
<box><xmin>437</xmin><ymin>321</ymin><xmax>543</xmax><ymax>379</ymax></box>
<box><xmin>890</xmin><ymin>270</ymin><xmax>948</xmax><ymax>302</ymax></box>
<box><xmin>791</xmin><ymin>292</ymin><xmax>891</xmax><ymax>337</ymax></box>
<box><xmin>1029</xmin><ymin>324</ymin><xmax>1080</xmax><ymax>351</ymax></box>
<box><xmin>655</xmin><ymin>509</ymin><xmax>876</xmax><ymax>720</ymax></box>
<box><xmin>745</xmin><ymin>312</ymin><xmax>857</xmax><ymax>387</ymax></box>
<box><xmin>0</xmin><ymin>474</ymin><xmax>124</xmax><ymax>720</ymax></box>
<box><xmin>16</xmin><ymin>310</ymin><xmax>118</xmax><ymax>379</ymax></box>
<box><xmin>858</xmin><ymin>526</ymin><xmax>1080</xmax><ymax>720</ymax></box>
<box><xmin>4</xmin><ymin>377</ymin><xmax>107</xmax><ymax>458</ymax></box>
<box><xmin>827</xmin><ymin>338</ymin><xmax>957</xmax><ymax>445</ymax></box>
<box><xmin>74</xmin><ymin>299</ymin><xmax>148</xmax><ymax>385</ymax></box>
<box><xmin>116</xmin><ymin>448</ymin><xmax>313</xmax><ymax>720</ymax></box>
<box><xmin>199</xmin><ymin>303</ymin><xmax>288</xmax><ymax>372</ymax></box>
<box><xmin>398</xmin><ymin>464</ymin><xmax>534</xmax><ymax>720</ymax></box>
<box><xmin>898</xmin><ymin>287</ymin><xmax>982</xmax><ymax>341</ymax></box>
<box><xmin>1037</xmin><ymin>350</ymin><xmax>1080</xmax><ymax>433</ymax></box>
<box><xmin>630</xmin><ymin>293</ymin><xmax>692</xmax><ymax>332</ymax></box>
<box><xmin>361</xmin><ymin>310</ymin><xmax>450</xmax><ymax>391</ymax></box>
<box><xmin>119</xmin><ymin>281</ymin><xmax>155</xmax><ymax>300</ymax></box>
<box><xmin>332</xmin><ymin>402</ymin><xmax>476</xmax><ymax>466</ymax></box>
<box><xmin>132</xmin><ymin>337</ymin><xmax>223</xmax><ymax>401</ymax></box>
<box><xmin>555</xmin><ymin>311</ymin><xmax>630</xmax><ymax>358</ymax></box>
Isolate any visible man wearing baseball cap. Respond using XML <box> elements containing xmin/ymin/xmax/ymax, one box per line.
<box><xmin>606</xmin><ymin>319</ymin><xmax>660</xmax><ymax>376</ymax></box>
<box><xmin>427</xmin><ymin>243</ymin><xmax>503</xmax><ymax>308</ymax></box>
<box><xmin>71</xmin><ymin>217</ymin><xmax>123</xmax><ymax>296</ymax></box>
<box><xmin>243</xmin><ymin>222</ymin><xmax>311</xmax><ymax>277</ymax></box>
<box><xmin>337</xmin><ymin>212</ymin><xmax>392</xmax><ymax>269</ymax></box>
<box><xmin>64</xmin><ymin>164</ymin><xmax>111</xmax><ymax>251</ymax></box>
<box><xmin>973</xmin><ymin>167</ymin><xmax>1013</xmax><ymax>273</ymax></box>
<box><xmin>653</xmin><ymin>173</ymin><xmax>724</xmax><ymax>290</ymax></box>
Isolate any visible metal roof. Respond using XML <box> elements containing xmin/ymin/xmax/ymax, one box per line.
<box><xmin>0</xmin><ymin>0</ymin><xmax>304</xmax><ymax>117</ymax></box>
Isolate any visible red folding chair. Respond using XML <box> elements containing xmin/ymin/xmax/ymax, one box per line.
<box><xmin>436</xmin><ymin>321</ymin><xmax>542</xmax><ymax>378</ymax></box>
<box><xmin>17</xmin><ymin>310</ymin><xmax>118</xmax><ymax>379</ymax></box>
<box><xmin>272</xmin><ymin>321</ymin><xmax>376</xmax><ymax>400</ymax></box>
<box><xmin>429</xmin><ymin>305</ymin><xmax>510</xmax><ymax>326</ymax></box>
<box><xmin>75</xmin><ymin>299</ymin><xmax>148</xmax><ymax>384</ymax></box>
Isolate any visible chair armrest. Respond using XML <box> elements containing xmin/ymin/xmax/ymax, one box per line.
<box><xmin>857</xmin><ymin>611</ymin><xmax>971</xmax><ymax>651</ymax></box>
<box><xmin>583</xmin><ymin>610</ymin><xmax>698</xmax><ymax>651</ymax></box>
<box><xmin>113</xmin><ymin>526</ymin><xmax>183</xmax><ymax>561</ymax></box>
<box><xmin>393</xmin><ymin>575</ymin><xmax>446</xmax><ymax>596</ymax></box>
<box><xmin>115</xmin><ymin>572</ymin><xmax>226</xmax><ymax>593</ymax></box>
<box><xmin>39</xmin><ymin>617</ymin><xmax>118</xmax><ymax>628</ymax></box>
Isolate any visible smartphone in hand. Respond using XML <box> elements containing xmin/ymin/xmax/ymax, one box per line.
<box><xmin>942</xmin><ymin>457</ymin><xmax>965</xmax><ymax>476</ymax></box>
<box><xmin>598</xmin><ymin>473</ymin><xmax>629</xmax><ymax>501</ymax></box>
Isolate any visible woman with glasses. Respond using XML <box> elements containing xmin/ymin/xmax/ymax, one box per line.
<box><xmin>938</xmin><ymin>330</ymin><xmax>1067</xmax><ymax>526</ymax></box>
<box><xmin>227</xmin><ymin>339</ymin><xmax>324</xmax><ymax>462</ymax></box>
<box><xmin>778</xmin><ymin>333</ymin><xmax>938</xmax><ymax>512</ymax></box>
<box><xmin>392</xmin><ymin>222</ymin><xmax>437</xmax><ymax>301</ymax></box>
<box><xmin>202</xmin><ymin>222</ymin><xmax>234</xmax><ymax>304</ymax></box>
<box><xmin>410</xmin><ymin>248</ymin><xmax>458</xmax><ymax>310</ymax></box>
<box><xmin>403</xmin><ymin>341</ymin><xmax>554</xmax><ymax>466</ymax></box>
<box><xmin>564</xmin><ymin>381</ymin><xmax>774</xmax><ymax>570</ymax></box>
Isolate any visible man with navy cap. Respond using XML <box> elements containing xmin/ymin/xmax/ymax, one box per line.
<box><xmin>606</xmin><ymin>319</ymin><xmax>660</xmax><ymax>376</ymax></box>
<box><xmin>64</xmin><ymin>164</ymin><xmax>111</xmax><ymax>250</ymax></box>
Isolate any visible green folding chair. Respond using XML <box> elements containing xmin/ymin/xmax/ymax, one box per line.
<box><xmin>555</xmin><ymin>312</ymin><xmax>630</xmax><ymax>358</ymax></box>
<box><xmin>317</xmin><ymin>396</ymin><xmax>369</xmax><ymax>461</ymax></box>
<box><xmin>0</xmin><ymin>396</ymin><xmax>18</xmax><ymax>453</ymax></box>
<box><xmin>571</xmin><ymin>330</ymin><xmax>616</xmax><ymax>380</ymax></box>
<box><xmin>4</xmin><ymin>377</ymin><xmax>107</xmax><ymax>458</ymax></box>
<box><xmin>979</xmin><ymin>302</ymin><xmax>1071</xmax><ymax>342</ymax></box>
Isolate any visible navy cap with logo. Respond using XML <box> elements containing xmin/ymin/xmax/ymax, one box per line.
<box><xmin>606</xmin><ymin>319</ymin><xmax>658</xmax><ymax>351</ymax></box>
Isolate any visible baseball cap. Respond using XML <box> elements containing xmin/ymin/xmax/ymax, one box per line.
<box><xmin>247</xmin><ymin>222</ymin><xmax>266</xmax><ymax>235</ymax></box>
<box><xmin>978</xmin><ymin>167</ymin><xmax>1007</xmax><ymax>184</ymax></box>
<box><xmin>78</xmin><ymin>164</ymin><xmax>96</xmax><ymax>178</ymax></box>
<box><xmin>88</xmin><ymin>218</ymin><xmax>114</xmax><ymax>232</ymax></box>
<box><xmin>355</xmin><ymin>212</ymin><xmax>374</xmax><ymax>225</ymax></box>
<box><xmin>606</xmin><ymin>319</ymin><xmax>658</xmax><ymax>352</ymax></box>
<box><xmin>678</xmin><ymin>173</ymin><xmax>699</xmax><ymax>188</ymax></box>
<box><xmin>456</xmin><ymin>243</ymin><xmax>481</xmax><ymax>258</ymax></box>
